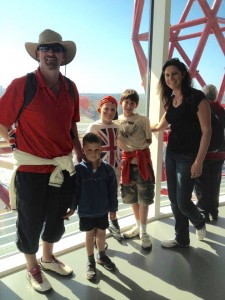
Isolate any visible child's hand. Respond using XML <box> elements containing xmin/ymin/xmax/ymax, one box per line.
<box><xmin>63</xmin><ymin>209</ymin><xmax>75</xmax><ymax>220</ymax></box>
<box><xmin>146</xmin><ymin>138</ymin><xmax>152</xmax><ymax>145</ymax></box>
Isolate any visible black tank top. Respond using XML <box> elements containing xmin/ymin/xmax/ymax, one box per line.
<box><xmin>165</xmin><ymin>88</ymin><xmax>205</xmax><ymax>154</ymax></box>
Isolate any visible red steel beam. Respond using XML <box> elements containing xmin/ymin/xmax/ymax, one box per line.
<box><xmin>132</xmin><ymin>0</ymin><xmax>225</xmax><ymax>102</ymax></box>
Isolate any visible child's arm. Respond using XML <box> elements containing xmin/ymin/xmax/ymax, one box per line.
<box><xmin>107</xmin><ymin>166</ymin><xmax>118</xmax><ymax>213</ymax></box>
<box><xmin>63</xmin><ymin>208</ymin><xmax>75</xmax><ymax>220</ymax></box>
<box><xmin>146</xmin><ymin>138</ymin><xmax>152</xmax><ymax>145</ymax></box>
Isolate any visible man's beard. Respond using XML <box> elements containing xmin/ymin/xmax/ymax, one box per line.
<box><xmin>45</xmin><ymin>57</ymin><xmax>59</xmax><ymax>70</ymax></box>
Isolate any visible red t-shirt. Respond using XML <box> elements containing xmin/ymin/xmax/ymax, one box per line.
<box><xmin>0</xmin><ymin>68</ymin><xmax>80</xmax><ymax>172</ymax></box>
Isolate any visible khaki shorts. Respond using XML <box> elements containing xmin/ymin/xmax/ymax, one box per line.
<box><xmin>120</xmin><ymin>164</ymin><xmax>155</xmax><ymax>206</ymax></box>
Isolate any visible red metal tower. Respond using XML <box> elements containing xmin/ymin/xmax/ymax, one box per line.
<box><xmin>132</xmin><ymin>0</ymin><xmax>225</xmax><ymax>102</ymax></box>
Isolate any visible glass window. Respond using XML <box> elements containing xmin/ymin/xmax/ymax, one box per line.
<box><xmin>1</xmin><ymin>0</ymin><xmax>224</xmax><ymax>263</ymax></box>
<box><xmin>0</xmin><ymin>0</ymin><xmax>151</xmax><ymax>260</ymax></box>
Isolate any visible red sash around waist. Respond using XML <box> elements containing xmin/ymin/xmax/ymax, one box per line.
<box><xmin>121</xmin><ymin>148</ymin><xmax>154</xmax><ymax>184</ymax></box>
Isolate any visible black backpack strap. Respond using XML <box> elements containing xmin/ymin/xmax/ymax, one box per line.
<box><xmin>64</xmin><ymin>76</ymin><xmax>75</xmax><ymax>99</ymax></box>
<box><xmin>64</xmin><ymin>76</ymin><xmax>76</xmax><ymax>139</ymax></box>
<box><xmin>16</xmin><ymin>72</ymin><xmax>37</xmax><ymax>122</ymax></box>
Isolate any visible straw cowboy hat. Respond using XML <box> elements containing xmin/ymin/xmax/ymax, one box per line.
<box><xmin>25</xmin><ymin>29</ymin><xmax>76</xmax><ymax>65</ymax></box>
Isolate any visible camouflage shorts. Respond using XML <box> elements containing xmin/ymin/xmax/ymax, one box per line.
<box><xmin>120</xmin><ymin>165</ymin><xmax>155</xmax><ymax>206</ymax></box>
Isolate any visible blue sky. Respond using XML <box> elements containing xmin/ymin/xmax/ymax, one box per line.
<box><xmin>0</xmin><ymin>0</ymin><xmax>224</xmax><ymax>93</ymax></box>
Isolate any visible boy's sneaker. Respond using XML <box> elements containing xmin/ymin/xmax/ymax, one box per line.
<box><xmin>108</xmin><ymin>221</ymin><xmax>123</xmax><ymax>241</ymax></box>
<box><xmin>86</xmin><ymin>261</ymin><xmax>96</xmax><ymax>281</ymax></box>
<box><xmin>196</xmin><ymin>225</ymin><xmax>206</xmax><ymax>241</ymax></box>
<box><xmin>123</xmin><ymin>226</ymin><xmax>139</xmax><ymax>239</ymax></box>
<box><xmin>40</xmin><ymin>256</ymin><xmax>73</xmax><ymax>276</ymax></box>
<box><xmin>161</xmin><ymin>239</ymin><xmax>189</xmax><ymax>248</ymax></box>
<box><xmin>140</xmin><ymin>233</ymin><xmax>152</xmax><ymax>250</ymax></box>
<box><xmin>96</xmin><ymin>254</ymin><xmax>116</xmax><ymax>271</ymax></box>
<box><xmin>27</xmin><ymin>265</ymin><xmax>52</xmax><ymax>293</ymax></box>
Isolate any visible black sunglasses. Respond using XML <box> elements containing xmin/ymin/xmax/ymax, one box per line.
<box><xmin>38</xmin><ymin>44</ymin><xmax>65</xmax><ymax>53</ymax></box>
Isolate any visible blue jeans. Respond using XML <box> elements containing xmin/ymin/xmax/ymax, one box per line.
<box><xmin>165</xmin><ymin>148</ymin><xmax>205</xmax><ymax>245</ymax></box>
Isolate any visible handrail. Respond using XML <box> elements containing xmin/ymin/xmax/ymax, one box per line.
<box><xmin>0</xmin><ymin>147</ymin><xmax>12</xmax><ymax>154</ymax></box>
<box><xmin>0</xmin><ymin>184</ymin><xmax>10</xmax><ymax>209</ymax></box>
<box><xmin>0</xmin><ymin>142</ymin><xmax>12</xmax><ymax>209</ymax></box>
<box><xmin>0</xmin><ymin>141</ymin><xmax>12</xmax><ymax>154</ymax></box>
<box><xmin>0</xmin><ymin>141</ymin><xmax>9</xmax><ymax>148</ymax></box>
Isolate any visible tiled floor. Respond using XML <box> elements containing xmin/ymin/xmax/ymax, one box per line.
<box><xmin>1</xmin><ymin>205</ymin><xmax>225</xmax><ymax>300</ymax></box>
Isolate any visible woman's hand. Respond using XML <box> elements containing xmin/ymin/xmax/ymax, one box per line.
<box><xmin>191</xmin><ymin>161</ymin><xmax>202</xmax><ymax>178</ymax></box>
<box><xmin>151</xmin><ymin>112</ymin><xmax>169</xmax><ymax>132</ymax></box>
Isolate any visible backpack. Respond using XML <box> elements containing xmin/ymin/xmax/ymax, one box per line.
<box><xmin>8</xmin><ymin>72</ymin><xmax>76</xmax><ymax>149</ymax></box>
<box><xmin>208</xmin><ymin>103</ymin><xmax>225</xmax><ymax>152</ymax></box>
<box><xmin>16</xmin><ymin>72</ymin><xmax>75</xmax><ymax>122</ymax></box>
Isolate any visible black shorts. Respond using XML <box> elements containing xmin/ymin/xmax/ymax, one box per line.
<box><xmin>79</xmin><ymin>213</ymin><xmax>109</xmax><ymax>231</ymax></box>
<box><xmin>15</xmin><ymin>171</ymin><xmax>75</xmax><ymax>254</ymax></box>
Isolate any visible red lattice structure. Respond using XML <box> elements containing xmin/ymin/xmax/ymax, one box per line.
<box><xmin>132</xmin><ymin>0</ymin><xmax>225</xmax><ymax>103</ymax></box>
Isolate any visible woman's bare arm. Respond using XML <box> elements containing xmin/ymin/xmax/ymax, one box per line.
<box><xmin>151</xmin><ymin>112</ymin><xmax>169</xmax><ymax>132</ymax></box>
<box><xmin>191</xmin><ymin>99</ymin><xmax>211</xmax><ymax>177</ymax></box>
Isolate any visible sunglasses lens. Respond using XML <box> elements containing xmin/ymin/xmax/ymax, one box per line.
<box><xmin>39</xmin><ymin>46</ymin><xmax>49</xmax><ymax>52</ymax></box>
<box><xmin>38</xmin><ymin>44</ymin><xmax>65</xmax><ymax>52</ymax></box>
<box><xmin>53</xmin><ymin>45</ymin><xmax>65</xmax><ymax>52</ymax></box>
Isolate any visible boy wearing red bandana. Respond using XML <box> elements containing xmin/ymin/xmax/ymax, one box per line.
<box><xmin>87</xmin><ymin>96</ymin><xmax>123</xmax><ymax>241</ymax></box>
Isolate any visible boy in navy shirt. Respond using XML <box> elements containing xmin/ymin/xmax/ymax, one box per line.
<box><xmin>66</xmin><ymin>133</ymin><xmax>117</xmax><ymax>280</ymax></box>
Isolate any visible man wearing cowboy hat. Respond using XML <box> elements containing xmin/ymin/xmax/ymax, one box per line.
<box><xmin>0</xmin><ymin>29</ymin><xmax>82</xmax><ymax>292</ymax></box>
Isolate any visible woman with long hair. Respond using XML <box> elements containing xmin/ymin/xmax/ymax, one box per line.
<box><xmin>152</xmin><ymin>58</ymin><xmax>211</xmax><ymax>248</ymax></box>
